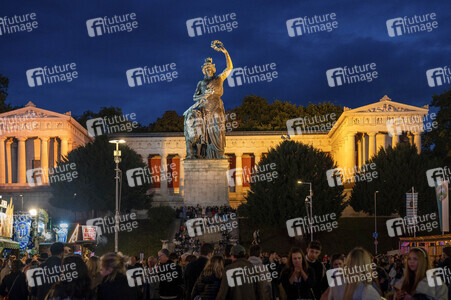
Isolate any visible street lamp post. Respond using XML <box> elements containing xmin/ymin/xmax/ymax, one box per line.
<box><xmin>298</xmin><ymin>180</ymin><xmax>313</xmax><ymax>242</ymax></box>
<box><xmin>109</xmin><ymin>139</ymin><xmax>126</xmax><ymax>253</ymax></box>
<box><xmin>20</xmin><ymin>194</ymin><xmax>23</xmax><ymax>211</ymax></box>
<box><xmin>374</xmin><ymin>191</ymin><xmax>379</xmax><ymax>255</ymax></box>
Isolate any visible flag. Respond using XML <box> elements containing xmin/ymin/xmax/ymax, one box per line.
<box><xmin>406</xmin><ymin>192</ymin><xmax>418</xmax><ymax>235</ymax></box>
<box><xmin>436</xmin><ymin>180</ymin><xmax>449</xmax><ymax>232</ymax></box>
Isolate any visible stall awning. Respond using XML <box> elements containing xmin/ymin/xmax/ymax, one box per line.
<box><xmin>0</xmin><ymin>238</ymin><xmax>20</xmax><ymax>249</ymax></box>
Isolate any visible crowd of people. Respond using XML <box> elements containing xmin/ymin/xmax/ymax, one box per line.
<box><xmin>0</xmin><ymin>239</ymin><xmax>449</xmax><ymax>299</ymax></box>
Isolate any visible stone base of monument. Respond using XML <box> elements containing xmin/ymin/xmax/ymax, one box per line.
<box><xmin>183</xmin><ymin>159</ymin><xmax>229</xmax><ymax>206</ymax></box>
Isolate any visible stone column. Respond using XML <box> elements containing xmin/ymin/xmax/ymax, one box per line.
<box><xmin>368</xmin><ymin>132</ymin><xmax>376</xmax><ymax>160</ymax></box>
<box><xmin>179</xmin><ymin>153</ymin><xmax>185</xmax><ymax>197</ymax></box>
<box><xmin>41</xmin><ymin>137</ymin><xmax>49</xmax><ymax>183</ymax></box>
<box><xmin>357</xmin><ymin>138</ymin><xmax>362</xmax><ymax>168</ymax></box>
<box><xmin>376</xmin><ymin>133</ymin><xmax>386</xmax><ymax>153</ymax></box>
<box><xmin>6</xmin><ymin>139</ymin><xmax>13</xmax><ymax>183</ymax></box>
<box><xmin>160</xmin><ymin>154</ymin><xmax>168</xmax><ymax>196</ymax></box>
<box><xmin>17</xmin><ymin>137</ymin><xmax>27</xmax><ymax>184</ymax></box>
<box><xmin>408</xmin><ymin>133</ymin><xmax>414</xmax><ymax>147</ymax></box>
<box><xmin>235</xmin><ymin>153</ymin><xmax>243</xmax><ymax>196</ymax></box>
<box><xmin>346</xmin><ymin>133</ymin><xmax>356</xmax><ymax>171</ymax></box>
<box><xmin>0</xmin><ymin>137</ymin><xmax>5</xmax><ymax>183</ymax></box>
<box><xmin>68</xmin><ymin>140</ymin><xmax>73</xmax><ymax>152</ymax></box>
<box><xmin>53</xmin><ymin>138</ymin><xmax>58</xmax><ymax>167</ymax></box>
<box><xmin>61</xmin><ymin>137</ymin><xmax>69</xmax><ymax>158</ymax></box>
<box><xmin>392</xmin><ymin>134</ymin><xmax>399</xmax><ymax>148</ymax></box>
<box><xmin>414</xmin><ymin>132</ymin><xmax>421</xmax><ymax>154</ymax></box>
<box><xmin>362</xmin><ymin>134</ymin><xmax>367</xmax><ymax>163</ymax></box>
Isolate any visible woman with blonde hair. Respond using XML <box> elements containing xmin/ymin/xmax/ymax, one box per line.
<box><xmin>86</xmin><ymin>256</ymin><xmax>102</xmax><ymax>291</ymax></box>
<box><xmin>97</xmin><ymin>252</ymin><xmax>141</xmax><ymax>299</ymax></box>
<box><xmin>191</xmin><ymin>255</ymin><xmax>224</xmax><ymax>300</ymax></box>
<box><xmin>394</xmin><ymin>247</ymin><xmax>447</xmax><ymax>299</ymax></box>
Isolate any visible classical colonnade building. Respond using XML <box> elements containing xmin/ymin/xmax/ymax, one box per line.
<box><xmin>0</xmin><ymin>96</ymin><xmax>428</xmax><ymax>212</ymax></box>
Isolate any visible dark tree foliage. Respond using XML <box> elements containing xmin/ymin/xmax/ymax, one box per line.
<box><xmin>238</xmin><ymin>140</ymin><xmax>346</xmax><ymax>227</ymax></box>
<box><xmin>148</xmin><ymin>110</ymin><xmax>184</xmax><ymax>132</ymax></box>
<box><xmin>0</xmin><ymin>74</ymin><xmax>18</xmax><ymax>113</ymax></box>
<box><xmin>423</xmin><ymin>89</ymin><xmax>451</xmax><ymax>165</ymax></box>
<box><xmin>349</xmin><ymin>143</ymin><xmax>441</xmax><ymax>216</ymax></box>
<box><xmin>75</xmin><ymin>106</ymin><xmax>145</xmax><ymax>132</ymax></box>
<box><xmin>49</xmin><ymin>135</ymin><xmax>151</xmax><ymax>213</ymax></box>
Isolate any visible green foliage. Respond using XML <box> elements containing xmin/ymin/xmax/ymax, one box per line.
<box><xmin>349</xmin><ymin>143</ymin><xmax>441</xmax><ymax>216</ymax></box>
<box><xmin>0</xmin><ymin>74</ymin><xmax>17</xmax><ymax>113</ymax></box>
<box><xmin>423</xmin><ymin>89</ymin><xmax>451</xmax><ymax>164</ymax></box>
<box><xmin>238</xmin><ymin>140</ymin><xmax>346</xmax><ymax>227</ymax></box>
<box><xmin>148</xmin><ymin>111</ymin><xmax>184</xmax><ymax>132</ymax></box>
<box><xmin>148</xmin><ymin>206</ymin><xmax>175</xmax><ymax>228</ymax></box>
<box><xmin>49</xmin><ymin>135</ymin><xmax>151</xmax><ymax>212</ymax></box>
<box><xmin>75</xmin><ymin>106</ymin><xmax>144</xmax><ymax>132</ymax></box>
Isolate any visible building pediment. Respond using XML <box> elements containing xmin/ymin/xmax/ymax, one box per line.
<box><xmin>0</xmin><ymin>101</ymin><xmax>71</xmax><ymax>120</ymax></box>
<box><xmin>344</xmin><ymin>95</ymin><xmax>428</xmax><ymax>114</ymax></box>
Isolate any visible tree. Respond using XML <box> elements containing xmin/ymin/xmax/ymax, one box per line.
<box><xmin>0</xmin><ymin>74</ymin><xmax>17</xmax><ymax>113</ymax></box>
<box><xmin>423</xmin><ymin>89</ymin><xmax>451</xmax><ymax>164</ymax></box>
<box><xmin>75</xmin><ymin>106</ymin><xmax>145</xmax><ymax>132</ymax></box>
<box><xmin>349</xmin><ymin>143</ymin><xmax>441</xmax><ymax>216</ymax></box>
<box><xmin>49</xmin><ymin>135</ymin><xmax>151</xmax><ymax>213</ymax></box>
<box><xmin>148</xmin><ymin>111</ymin><xmax>184</xmax><ymax>132</ymax></box>
<box><xmin>238</xmin><ymin>140</ymin><xmax>346</xmax><ymax>227</ymax></box>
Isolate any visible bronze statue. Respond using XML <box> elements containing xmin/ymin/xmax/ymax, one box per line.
<box><xmin>184</xmin><ymin>41</ymin><xmax>233</xmax><ymax>159</ymax></box>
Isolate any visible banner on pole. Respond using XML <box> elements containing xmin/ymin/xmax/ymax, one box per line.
<box><xmin>406</xmin><ymin>192</ymin><xmax>418</xmax><ymax>234</ymax></box>
<box><xmin>436</xmin><ymin>180</ymin><xmax>449</xmax><ymax>232</ymax></box>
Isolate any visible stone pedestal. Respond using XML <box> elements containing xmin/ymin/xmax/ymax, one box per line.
<box><xmin>183</xmin><ymin>159</ymin><xmax>229</xmax><ymax>206</ymax></box>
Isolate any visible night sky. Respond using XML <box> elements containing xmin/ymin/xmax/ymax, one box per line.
<box><xmin>1</xmin><ymin>0</ymin><xmax>449</xmax><ymax>125</ymax></box>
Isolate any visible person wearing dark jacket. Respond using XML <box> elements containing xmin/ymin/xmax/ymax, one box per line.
<box><xmin>184</xmin><ymin>243</ymin><xmax>214</xmax><ymax>300</ymax></box>
<box><xmin>280</xmin><ymin>247</ymin><xmax>315</xmax><ymax>300</ymax></box>
<box><xmin>306</xmin><ymin>241</ymin><xmax>325</xmax><ymax>300</ymax></box>
<box><xmin>157</xmin><ymin>249</ymin><xmax>183</xmax><ymax>300</ymax></box>
<box><xmin>97</xmin><ymin>252</ymin><xmax>141</xmax><ymax>300</ymax></box>
<box><xmin>32</xmin><ymin>242</ymin><xmax>64</xmax><ymax>300</ymax></box>
<box><xmin>439</xmin><ymin>246</ymin><xmax>451</xmax><ymax>300</ymax></box>
<box><xmin>191</xmin><ymin>256</ymin><xmax>224</xmax><ymax>300</ymax></box>
<box><xmin>0</xmin><ymin>260</ymin><xmax>28</xmax><ymax>300</ymax></box>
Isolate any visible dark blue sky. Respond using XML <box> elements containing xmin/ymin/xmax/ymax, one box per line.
<box><xmin>1</xmin><ymin>0</ymin><xmax>449</xmax><ymax>125</ymax></box>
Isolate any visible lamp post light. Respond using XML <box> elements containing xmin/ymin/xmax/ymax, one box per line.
<box><xmin>20</xmin><ymin>194</ymin><xmax>23</xmax><ymax>211</ymax></box>
<box><xmin>29</xmin><ymin>208</ymin><xmax>38</xmax><ymax>254</ymax></box>
<box><xmin>109</xmin><ymin>139</ymin><xmax>126</xmax><ymax>253</ymax></box>
<box><xmin>374</xmin><ymin>191</ymin><xmax>379</xmax><ymax>255</ymax></box>
<box><xmin>297</xmin><ymin>180</ymin><xmax>313</xmax><ymax>242</ymax></box>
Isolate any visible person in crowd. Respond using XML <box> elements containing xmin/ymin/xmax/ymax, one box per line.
<box><xmin>184</xmin><ymin>243</ymin><xmax>214</xmax><ymax>300</ymax></box>
<box><xmin>216</xmin><ymin>244</ymin><xmax>268</xmax><ymax>300</ymax></box>
<box><xmin>157</xmin><ymin>249</ymin><xmax>183</xmax><ymax>300</ymax></box>
<box><xmin>439</xmin><ymin>247</ymin><xmax>451</xmax><ymax>300</ymax></box>
<box><xmin>0</xmin><ymin>260</ymin><xmax>28</xmax><ymax>300</ymax></box>
<box><xmin>265</xmin><ymin>250</ymin><xmax>281</xmax><ymax>300</ymax></box>
<box><xmin>97</xmin><ymin>252</ymin><xmax>141</xmax><ymax>300</ymax></box>
<box><xmin>31</xmin><ymin>242</ymin><xmax>65</xmax><ymax>300</ymax></box>
<box><xmin>320</xmin><ymin>253</ymin><xmax>344</xmax><ymax>300</ymax></box>
<box><xmin>280</xmin><ymin>247</ymin><xmax>315</xmax><ymax>300</ymax></box>
<box><xmin>86</xmin><ymin>256</ymin><xmax>103</xmax><ymax>291</ymax></box>
<box><xmin>374</xmin><ymin>257</ymin><xmax>388</xmax><ymax>295</ymax></box>
<box><xmin>127</xmin><ymin>255</ymin><xmax>143</xmax><ymax>270</ymax></box>
<box><xmin>224</xmin><ymin>244</ymin><xmax>233</xmax><ymax>267</ymax></box>
<box><xmin>45</xmin><ymin>255</ymin><xmax>92</xmax><ymax>300</ymax></box>
<box><xmin>248</xmin><ymin>245</ymin><xmax>272</xmax><ymax>299</ymax></box>
<box><xmin>306</xmin><ymin>240</ymin><xmax>327</xmax><ymax>299</ymax></box>
<box><xmin>142</xmin><ymin>256</ymin><xmax>159</xmax><ymax>300</ymax></box>
<box><xmin>191</xmin><ymin>256</ymin><xmax>224</xmax><ymax>300</ymax></box>
<box><xmin>394</xmin><ymin>247</ymin><xmax>447</xmax><ymax>300</ymax></box>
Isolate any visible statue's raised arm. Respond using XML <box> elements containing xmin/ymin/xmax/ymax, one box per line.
<box><xmin>211</xmin><ymin>40</ymin><xmax>233</xmax><ymax>81</ymax></box>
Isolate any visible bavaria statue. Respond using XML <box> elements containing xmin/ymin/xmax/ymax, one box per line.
<box><xmin>183</xmin><ymin>40</ymin><xmax>233</xmax><ymax>159</ymax></box>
